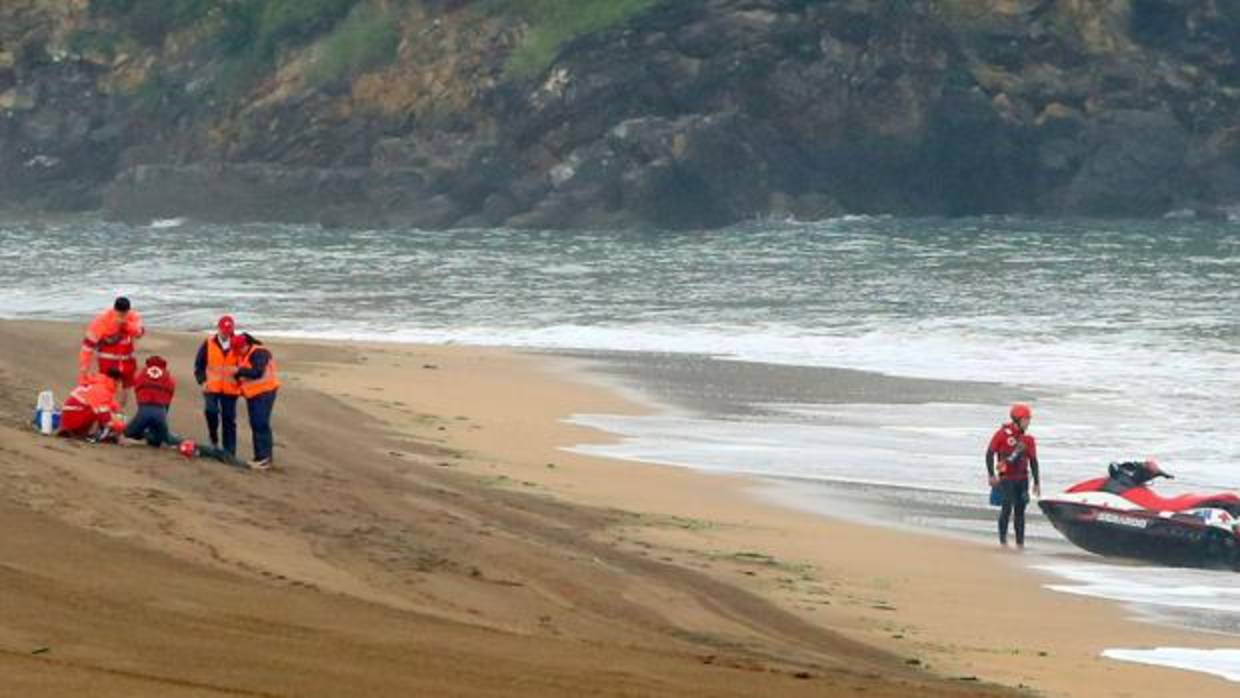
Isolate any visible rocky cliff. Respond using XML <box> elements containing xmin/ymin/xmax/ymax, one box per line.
<box><xmin>3</xmin><ymin>0</ymin><xmax>1240</xmax><ymax>229</ymax></box>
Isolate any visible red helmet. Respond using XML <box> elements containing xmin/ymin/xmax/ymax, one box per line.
<box><xmin>178</xmin><ymin>440</ymin><xmax>197</xmax><ymax>458</ymax></box>
<box><xmin>1010</xmin><ymin>403</ymin><xmax>1033</xmax><ymax>421</ymax></box>
<box><xmin>218</xmin><ymin>315</ymin><xmax>235</xmax><ymax>337</ymax></box>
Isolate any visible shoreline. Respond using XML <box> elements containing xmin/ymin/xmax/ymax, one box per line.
<box><xmin>296</xmin><ymin>328</ymin><xmax>1240</xmax><ymax>695</ymax></box>
<box><xmin>1</xmin><ymin>319</ymin><xmax>1237</xmax><ymax>696</ymax></box>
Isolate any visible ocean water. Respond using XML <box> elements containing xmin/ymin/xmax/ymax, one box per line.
<box><xmin>1103</xmin><ymin>648</ymin><xmax>1240</xmax><ymax>683</ymax></box>
<box><xmin>2</xmin><ymin>214</ymin><xmax>1239</xmax><ymax>677</ymax></box>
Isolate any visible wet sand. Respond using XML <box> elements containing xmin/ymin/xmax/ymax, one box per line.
<box><xmin>550</xmin><ymin>348</ymin><xmax>1028</xmax><ymax>417</ymax></box>
<box><xmin>0</xmin><ymin>319</ymin><xmax>1235</xmax><ymax>696</ymax></box>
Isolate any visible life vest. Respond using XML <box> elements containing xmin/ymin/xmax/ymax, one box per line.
<box><xmin>992</xmin><ymin>422</ymin><xmax>1034</xmax><ymax>480</ymax></box>
<box><xmin>203</xmin><ymin>337</ymin><xmax>241</xmax><ymax>395</ymax></box>
<box><xmin>80</xmin><ymin>309</ymin><xmax>144</xmax><ymax>367</ymax></box>
<box><xmin>134</xmin><ymin>360</ymin><xmax>176</xmax><ymax>407</ymax></box>
<box><xmin>237</xmin><ymin>347</ymin><xmax>280</xmax><ymax>399</ymax></box>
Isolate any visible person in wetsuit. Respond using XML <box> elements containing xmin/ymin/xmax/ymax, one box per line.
<box><xmin>986</xmin><ymin>403</ymin><xmax>1041</xmax><ymax>547</ymax></box>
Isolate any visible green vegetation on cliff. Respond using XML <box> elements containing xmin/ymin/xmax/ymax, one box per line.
<box><xmin>84</xmin><ymin>0</ymin><xmax>391</xmax><ymax>106</ymax></box>
<box><xmin>256</xmin><ymin>0</ymin><xmax>360</xmax><ymax>56</ymax></box>
<box><xmin>308</xmin><ymin>8</ymin><xmax>399</xmax><ymax>86</ymax></box>
<box><xmin>88</xmin><ymin>0</ymin><xmax>216</xmax><ymax>45</ymax></box>
<box><xmin>10</xmin><ymin>0</ymin><xmax>1240</xmax><ymax>227</ymax></box>
<box><xmin>87</xmin><ymin>0</ymin><xmax>362</xmax><ymax>57</ymax></box>
<box><xmin>83</xmin><ymin>0</ymin><xmax>664</xmax><ymax>83</ymax></box>
<box><xmin>488</xmin><ymin>0</ymin><xmax>659</xmax><ymax>77</ymax></box>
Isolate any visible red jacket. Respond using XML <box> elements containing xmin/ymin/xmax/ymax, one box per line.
<box><xmin>134</xmin><ymin>356</ymin><xmax>176</xmax><ymax>407</ymax></box>
<box><xmin>989</xmin><ymin>422</ymin><xmax>1037</xmax><ymax>480</ymax></box>
<box><xmin>64</xmin><ymin>374</ymin><xmax>120</xmax><ymax>423</ymax></box>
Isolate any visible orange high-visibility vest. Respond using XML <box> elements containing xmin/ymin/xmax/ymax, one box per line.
<box><xmin>203</xmin><ymin>338</ymin><xmax>241</xmax><ymax>395</ymax></box>
<box><xmin>237</xmin><ymin>348</ymin><xmax>280</xmax><ymax>399</ymax></box>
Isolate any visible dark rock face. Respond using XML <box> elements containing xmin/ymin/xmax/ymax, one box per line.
<box><xmin>6</xmin><ymin>0</ymin><xmax>1240</xmax><ymax>229</ymax></box>
<box><xmin>104</xmin><ymin>164</ymin><xmax>365</xmax><ymax>224</ymax></box>
<box><xmin>490</xmin><ymin>1</ymin><xmax>970</xmax><ymax>228</ymax></box>
<box><xmin>1061</xmin><ymin>110</ymin><xmax>1189</xmax><ymax>216</ymax></box>
<box><xmin>0</xmin><ymin>49</ymin><xmax>119</xmax><ymax>211</ymax></box>
<box><xmin>103</xmin><ymin>163</ymin><xmax>432</xmax><ymax>227</ymax></box>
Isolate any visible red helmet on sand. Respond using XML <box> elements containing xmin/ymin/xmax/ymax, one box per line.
<box><xmin>1010</xmin><ymin>403</ymin><xmax>1033</xmax><ymax>421</ymax></box>
<box><xmin>218</xmin><ymin>315</ymin><xmax>235</xmax><ymax>337</ymax></box>
<box><xmin>178</xmin><ymin>440</ymin><xmax>197</xmax><ymax>458</ymax></box>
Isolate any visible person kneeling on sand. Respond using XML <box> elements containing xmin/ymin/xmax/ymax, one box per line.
<box><xmin>59</xmin><ymin>369</ymin><xmax>125</xmax><ymax>441</ymax></box>
<box><xmin>124</xmin><ymin>355</ymin><xmax>177</xmax><ymax>447</ymax></box>
<box><xmin>124</xmin><ymin>355</ymin><xmax>242</xmax><ymax>466</ymax></box>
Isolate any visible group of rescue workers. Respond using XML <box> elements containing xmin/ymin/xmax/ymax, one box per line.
<box><xmin>55</xmin><ymin>295</ymin><xmax>1041</xmax><ymax>525</ymax></box>
<box><xmin>59</xmin><ymin>297</ymin><xmax>280</xmax><ymax>471</ymax></box>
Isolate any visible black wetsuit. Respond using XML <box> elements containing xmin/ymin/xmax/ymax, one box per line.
<box><xmin>986</xmin><ymin>428</ymin><xmax>1040</xmax><ymax>546</ymax></box>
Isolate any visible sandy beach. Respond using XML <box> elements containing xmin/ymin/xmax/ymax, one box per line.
<box><xmin>0</xmin><ymin>319</ymin><xmax>1236</xmax><ymax>697</ymax></box>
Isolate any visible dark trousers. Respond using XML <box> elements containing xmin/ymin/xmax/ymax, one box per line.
<box><xmin>246</xmin><ymin>390</ymin><xmax>277</xmax><ymax>461</ymax></box>
<box><xmin>124</xmin><ymin>405</ymin><xmax>172</xmax><ymax>447</ymax></box>
<box><xmin>204</xmin><ymin>393</ymin><xmax>238</xmax><ymax>454</ymax></box>
<box><xmin>998</xmin><ymin>478</ymin><xmax>1030</xmax><ymax>545</ymax></box>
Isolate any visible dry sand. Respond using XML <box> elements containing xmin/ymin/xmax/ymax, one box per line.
<box><xmin>0</xmin><ymin>319</ymin><xmax>1235</xmax><ymax>697</ymax></box>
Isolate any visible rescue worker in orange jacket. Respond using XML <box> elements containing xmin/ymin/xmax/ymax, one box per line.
<box><xmin>193</xmin><ymin>315</ymin><xmax>241</xmax><ymax>456</ymax></box>
<box><xmin>79</xmin><ymin>296</ymin><xmax>145</xmax><ymax>409</ymax></box>
<box><xmin>232</xmin><ymin>333</ymin><xmax>280</xmax><ymax>470</ymax></box>
<box><xmin>59</xmin><ymin>369</ymin><xmax>125</xmax><ymax>441</ymax></box>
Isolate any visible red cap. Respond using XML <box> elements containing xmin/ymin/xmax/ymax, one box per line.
<box><xmin>1010</xmin><ymin>402</ymin><xmax>1032</xmax><ymax>421</ymax></box>
<box><xmin>218</xmin><ymin>315</ymin><xmax>235</xmax><ymax>337</ymax></box>
<box><xmin>178</xmin><ymin>440</ymin><xmax>197</xmax><ymax>458</ymax></box>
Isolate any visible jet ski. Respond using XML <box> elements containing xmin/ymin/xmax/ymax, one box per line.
<box><xmin>1038</xmin><ymin>459</ymin><xmax>1240</xmax><ymax>570</ymax></box>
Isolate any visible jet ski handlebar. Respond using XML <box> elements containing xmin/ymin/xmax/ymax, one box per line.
<box><xmin>1108</xmin><ymin>459</ymin><xmax>1173</xmax><ymax>484</ymax></box>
